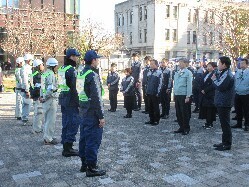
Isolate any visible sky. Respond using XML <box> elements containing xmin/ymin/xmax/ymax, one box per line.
<box><xmin>80</xmin><ymin>0</ymin><xmax>126</xmax><ymax>33</ymax></box>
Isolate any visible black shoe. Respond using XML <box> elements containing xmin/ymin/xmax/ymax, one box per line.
<box><xmin>62</xmin><ymin>143</ymin><xmax>79</xmax><ymax>157</ymax></box>
<box><xmin>80</xmin><ymin>165</ymin><xmax>87</xmax><ymax>172</ymax></box>
<box><xmin>174</xmin><ymin>119</ymin><xmax>178</xmax><ymax>122</ymax></box>
<box><xmin>133</xmin><ymin>108</ymin><xmax>141</xmax><ymax>111</ymax></box>
<box><xmin>161</xmin><ymin>115</ymin><xmax>169</xmax><ymax>119</ymax></box>
<box><xmin>232</xmin><ymin>116</ymin><xmax>237</xmax><ymax>120</ymax></box>
<box><xmin>182</xmin><ymin>130</ymin><xmax>189</xmax><ymax>135</ymax></box>
<box><xmin>215</xmin><ymin>145</ymin><xmax>231</xmax><ymax>151</ymax></box>
<box><xmin>151</xmin><ymin>122</ymin><xmax>159</xmax><ymax>126</ymax></box>
<box><xmin>213</xmin><ymin>143</ymin><xmax>223</xmax><ymax>148</ymax></box>
<box><xmin>204</xmin><ymin>125</ymin><xmax>212</xmax><ymax>129</ymax></box>
<box><xmin>160</xmin><ymin>114</ymin><xmax>165</xmax><ymax>118</ymax></box>
<box><xmin>16</xmin><ymin>117</ymin><xmax>22</xmax><ymax>120</ymax></box>
<box><xmin>232</xmin><ymin>110</ymin><xmax>236</xmax><ymax>113</ymax></box>
<box><xmin>142</xmin><ymin>110</ymin><xmax>148</xmax><ymax>114</ymax></box>
<box><xmin>244</xmin><ymin>126</ymin><xmax>249</xmax><ymax>131</ymax></box>
<box><xmin>192</xmin><ymin>108</ymin><xmax>199</xmax><ymax>113</ymax></box>
<box><xmin>145</xmin><ymin>121</ymin><xmax>154</xmax><ymax>124</ymax></box>
<box><xmin>174</xmin><ymin>129</ymin><xmax>183</xmax><ymax>133</ymax></box>
<box><xmin>86</xmin><ymin>166</ymin><xmax>106</xmax><ymax>177</ymax></box>
<box><xmin>108</xmin><ymin>109</ymin><xmax>115</xmax><ymax>112</ymax></box>
<box><xmin>123</xmin><ymin>114</ymin><xmax>132</xmax><ymax>118</ymax></box>
<box><xmin>231</xmin><ymin>124</ymin><xmax>242</xmax><ymax>128</ymax></box>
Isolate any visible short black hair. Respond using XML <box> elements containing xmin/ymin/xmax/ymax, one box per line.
<box><xmin>151</xmin><ymin>59</ymin><xmax>159</xmax><ymax>66</ymax></box>
<box><xmin>144</xmin><ymin>56</ymin><xmax>152</xmax><ymax>61</ymax></box>
<box><xmin>132</xmin><ymin>53</ymin><xmax>139</xmax><ymax>57</ymax></box>
<box><xmin>242</xmin><ymin>58</ymin><xmax>249</xmax><ymax>65</ymax></box>
<box><xmin>178</xmin><ymin>58</ymin><xmax>190</xmax><ymax>64</ymax></box>
<box><xmin>111</xmin><ymin>63</ymin><xmax>117</xmax><ymax>67</ymax></box>
<box><xmin>219</xmin><ymin>56</ymin><xmax>231</xmax><ymax>68</ymax></box>
<box><xmin>207</xmin><ymin>62</ymin><xmax>217</xmax><ymax>68</ymax></box>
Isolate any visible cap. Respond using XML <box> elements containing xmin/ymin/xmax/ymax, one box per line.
<box><xmin>16</xmin><ymin>57</ymin><xmax>24</xmax><ymax>64</ymax></box>
<box><xmin>33</xmin><ymin>59</ymin><xmax>43</xmax><ymax>67</ymax></box>
<box><xmin>24</xmin><ymin>54</ymin><xmax>34</xmax><ymax>61</ymax></box>
<box><xmin>84</xmin><ymin>50</ymin><xmax>102</xmax><ymax>62</ymax></box>
<box><xmin>46</xmin><ymin>58</ymin><xmax>58</xmax><ymax>66</ymax></box>
<box><xmin>66</xmin><ymin>48</ymin><xmax>80</xmax><ymax>58</ymax></box>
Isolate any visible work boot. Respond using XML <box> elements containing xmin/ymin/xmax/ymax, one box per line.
<box><xmin>62</xmin><ymin>142</ymin><xmax>79</xmax><ymax>157</ymax></box>
<box><xmin>80</xmin><ymin>157</ymin><xmax>87</xmax><ymax>172</ymax></box>
<box><xmin>86</xmin><ymin>164</ymin><xmax>106</xmax><ymax>177</ymax></box>
<box><xmin>231</xmin><ymin>121</ymin><xmax>242</xmax><ymax>128</ymax></box>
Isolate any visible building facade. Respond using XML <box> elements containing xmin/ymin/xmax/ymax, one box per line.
<box><xmin>0</xmin><ymin>0</ymin><xmax>80</xmax><ymax>63</ymax></box>
<box><xmin>114</xmin><ymin>0</ymin><xmax>239</xmax><ymax>61</ymax></box>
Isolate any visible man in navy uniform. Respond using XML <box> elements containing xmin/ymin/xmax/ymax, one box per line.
<box><xmin>106</xmin><ymin>63</ymin><xmax>120</xmax><ymax>112</ymax></box>
<box><xmin>78</xmin><ymin>50</ymin><xmax>106</xmax><ymax>177</ymax></box>
<box><xmin>145</xmin><ymin>59</ymin><xmax>162</xmax><ymax>126</ymax></box>
<box><xmin>212</xmin><ymin>56</ymin><xmax>235</xmax><ymax>151</ymax></box>
<box><xmin>58</xmin><ymin>48</ymin><xmax>80</xmax><ymax>157</ymax></box>
<box><xmin>141</xmin><ymin>56</ymin><xmax>152</xmax><ymax>114</ymax></box>
<box><xmin>159</xmin><ymin>58</ymin><xmax>172</xmax><ymax>119</ymax></box>
<box><xmin>131</xmin><ymin>53</ymin><xmax>142</xmax><ymax>111</ymax></box>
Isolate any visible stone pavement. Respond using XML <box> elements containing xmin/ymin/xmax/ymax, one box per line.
<box><xmin>0</xmin><ymin>91</ymin><xmax>249</xmax><ymax>187</ymax></box>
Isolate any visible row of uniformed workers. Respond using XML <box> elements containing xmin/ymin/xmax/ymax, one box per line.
<box><xmin>15</xmin><ymin>49</ymin><xmax>106</xmax><ymax>177</ymax></box>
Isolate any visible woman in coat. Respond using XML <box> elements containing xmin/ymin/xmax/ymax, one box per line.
<box><xmin>199</xmin><ymin>62</ymin><xmax>217</xmax><ymax>129</ymax></box>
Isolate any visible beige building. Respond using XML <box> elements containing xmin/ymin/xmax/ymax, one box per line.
<box><xmin>115</xmin><ymin>0</ymin><xmax>239</xmax><ymax>61</ymax></box>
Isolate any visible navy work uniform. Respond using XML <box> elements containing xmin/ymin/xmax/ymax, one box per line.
<box><xmin>131</xmin><ymin>60</ymin><xmax>142</xmax><ymax>110</ymax></box>
<box><xmin>159</xmin><ymin>66</ymin><xmax>172</xmax><ymax>119</ymax></box>
<box><xmin>142</xmin><ymin>64</ymin><xmax>150</xmax><ymax>113</ymax></box>
<box><xmin>106</xmin><ymin>70</ymin><xmax>120</xmax><ymax>112</ymax></box>
<box><xmin>58</xmin><ymin>61</ymin><xmax>79</xmax><ymax>156</ymax></box>
<box><xmin>145</xmin><ymin>69</ymin><xmax>163</xmax><ymax>125</ymax></box>
<box><xmin>77</xmin><ymin>64</ymin><xmax>105</xmax><ymax>175</ymax></box>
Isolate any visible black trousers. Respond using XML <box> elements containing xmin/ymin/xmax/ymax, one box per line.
<box><xmin>142</xmin><ymin>86</ymin><xmax>149</xmax><ymax>112</ymax></box>
<box><xmin>175</xmin><ymin>95</ymin><xmax>191</xmax><ymax>131</ymax></box>
<box><xmin>235</xmin><ymin>94</ymin><xmax>249</xmax><ymax>126</ymax></box>
<box><xmin>109</xmin><ymin>89</ymin><xmax>118</xmax><ymax>110</ymax></box>
<box><xmin>193</xmin><ymin>88</ymin><xmax>200</xmax><ymax>109</ymax></box>
<box><xmin>147</xmin><ymin>94</ymin><xmax>160</xmax><ymax>122</ymax></box>
<box><xmin>134</xmin><ymin>86</ymin><xmax>142</xmax><ymax>109</ymax></box>
<box><xmin>124</xmin><ymin>96</ymin><xmax>134</xmax><ymax>115</ymax></box>
<box><xmin>217</xmin><ymin>107</ymin><xmax>232</xmax><ymax>146</ymax></box>
<box><xmin>160</xmin><ymin>89</ymin><xmax>171</xmax><ymax>116</ymax></box>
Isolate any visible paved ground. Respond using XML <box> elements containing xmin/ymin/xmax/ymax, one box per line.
<box><xmin>0</xmin><ymin>91</ymin><xmax>249</xmax><ymax>187</ymax></box>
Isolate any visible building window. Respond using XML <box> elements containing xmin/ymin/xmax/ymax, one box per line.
<box><xmin>122</xmin><ymin>15</ymin><xmax>124</xmax><ymax>26</ymax></box>
<box><xmin>165</xmin><ymin>29</ymin><xmax>170</xmax><ymax>41</ymax></box>
<box><xmin>139</xmin><ymin>30</ymin><xmax>142</xmax><ymax>43</ymax></box>
<box><xmin>1</xmin><ymin>0</ymin><xmax>19</xmax><ymax>8</ymax></box>
<box><xmin>130</xmin><ymin>32</ymin><xmax>132</xmax><ymax>44</ymax></box>
<box><xmin>193</xmin><ymin>9</ymin><xmax>198</xmax><ymax>23</ymax></box>
<box><xmin>165</xmin><ymin>51</ymin><xmax>170</xmax><ymax>59</ymax></box>
<box><xmin>172</xmin><ymin>51</ymin><xmax>177</xmax><ymax>58</ymax></box>
<box><xmin>173</xmin><ymin>6</ymin><xmax>178</xmax><ymax>19</ymax></box>
<box><xmin>210</xmin><ymin>32</ymin><xmax>213</xmax><ymax>45</ymax></box>
<box><xmin>203</xmin><ymin>34</ymin><xmax>207</xmax><ymax>45</ymax></box>
<box><xmin>188</xmin><ymin>9</ymin><xmax>191</xmax><ymax>22</ymax></box>
<box><xmin>204</xmin><ymin>11</ymin><xmax>208</xmax><ymax>23</ymax></box>
<box><xmin>166</xmin><ymin>5</ymin><xmax>170</xmax><ymax>18</ymax></box>
<box><xmin>219</xmin><ymin>33</ymin><xmax>222</xmax><ymax>44</ymax></box>
<box><xmin>130</xmin><ymin>11</ymin><xmax>133</xmax><ymax>24</ymax></box>
<box><xmin>0</xmin><ymin>0</ymin><xmax>7</xmax><ymax>9</ymax></box>
<box><xmin>144</xmin><ymin>29</ymin><xmax>147</xmax><ymax>43</ymax></box>
<box><xmin>139</xmin><ymin>6</ymin><xmax>142</xmax><ymax>21</ymax></box>
<box><xmin>144</xmin><ymin>6</ymin><xmax>147</xmax><ymax>20</ymax></box>
<box><xmin>173</xmin><ymin>29</ymin><xmax>177</xmax><ymax>42</ymax></box>
<box><xmin>193</xmin><ymin>31</ymin><xmax>197</xmax><ymax>44</ymax></box>
<box><xmin>66</xmin><ymin>0</ymin><xmax>77</xmax><ymax>14</ymax></box>
<box><xmin>75</xmin><ymin>0</ymin><xmax>80</xmax><ymax>14</ymax></box>
<box><xmin>0</xmin><ymin>27</ymin><xmax>7</xmax><ymax>42</ymax></box>
<box><xmin>187</xmin><ymin>31</ymin><xmax>190</xmax><ymax>44</ymax></box>
<box><xmin>118</xmin><ymin>15</ymin><xmax>121</xmax><ymax>26</ymax></box>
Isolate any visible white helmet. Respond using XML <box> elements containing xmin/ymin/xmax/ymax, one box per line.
<box><xmin>46</xmin><ymin>58</ymin><xmax>58</xmax><ymax>67</ymax></box>
<box><xmin>24</xmin><ymin>54</ymin><xmax>34</xmax><ymax>61</ymax></box>
<box><xmin>16</xmin><ymin>57</ymin><xmax>24</xmax><ymax>64</ymax></box>
<box><xmin>33</xmin><ymin>59</ymin><xmax>43</xmax><ymax>67</ymax></box>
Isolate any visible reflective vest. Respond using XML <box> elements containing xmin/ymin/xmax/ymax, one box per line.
<box><xmin>77</xmin><ymin>70</ymin><xmax>93</xmax><ymax>102</ymax></box>
<box><xmin>30</xmin><ymin>71</ymin><xmax>39</xmax><ymax>88</ymax></box>
<box><xmin>15</xmin><ymin>68</ymin><xmax>20</xmax><ymax>83</ymax></box>
<box><xmin>58</xmin><ymin>65</ymin><xmax>72</xmax><ymax>92</ymax></box>
<box><xmin>41</xmin><ymin>71</ymin><xmax>52</xmax><ymax>94</ymax></box>
<box><xmin>77</xmin><ymin>70</ymin><xmax>105</xmax><ymax>102</ymax></box>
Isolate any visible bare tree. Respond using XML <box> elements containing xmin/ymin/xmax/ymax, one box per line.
<box><xmin>198</xmin><ymin>1</ymin><xmax>249</xmax><ymax>66</ymax></box>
